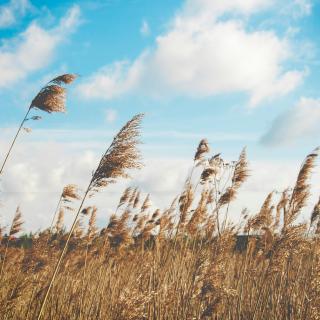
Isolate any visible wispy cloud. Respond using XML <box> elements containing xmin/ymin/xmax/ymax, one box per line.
<box><xmin>105</xmin><ymin>108</ymin><xmax>117</xmax><ymax>123</ymax></box>
<box><xmin>1</xmin><ymin>126</ymin><xmax>256</xmax><ymax>144</ymax></box>
<box><xmin>140</xmin><ymin>19</ymin><xmax>150</xmax><ymax>36</ymax></box>
<box><xmin>292</xmin><ymin>0</ymin><xmax>312</xmax><ymax>17</ymax></box>
<box><xmin>0</xmin><ymin>5</ymin><xmax>81</xmax><ymax>88</ymax></box>
<box><xmin>0</xmin><ymin>0</ymin><xmax>32</xmax><ymax>28</ymax></box>
<box><xmin>261</xmin><ymin>97</ymin><xmax>320</xmax><ymax>146</ymax></box>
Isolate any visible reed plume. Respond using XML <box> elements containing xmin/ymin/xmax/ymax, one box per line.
<box><xmin>133</xmin><ymin>190</ymin><xmax>141</xmax><ymax>208</ymax></box>
<box><xmin>9</xmin><ymin>206</ymin><xmax>24</xmax><ymax>238</ymax></box>
<box><xmin>37</xmin><ymin>113</ymin><xmax>144</xmax><ymax>319</ymax></box>
<box><xmin>219</xmin><ymin>148</ymin><xmax>249</xmax><ymax>206</ymax></box>
<box><xmin>187</xmin><ymin>189</ymin><xmax>209</xmax><ymax>235</ymax></box>
<box><xmin>128</xmin><ymin>187</ymin><xmax>138</xmax><ymax>207</ymax></box>
<box><xmin>54</xmin><ymin>209</ymin><xmax>64</xmax><ymax>234</ymax></box>
<box><xmin>194</xmin><ymin>139</ymin><xmax>210</xmax><ymax>162</ymax></box>
<box><xmin>141</xmin><ymin>194</ymin><xmax>151</xmax><ymax>212</ymax></box>
<box><xmin>311</xmin><ymin>197</ymin><xmax>320</xmax><ymax>226</ymax></box>
<box><xmin>0</xmin><ymin>74</ymin><xmax>77</xmax><ymax>175</ymax></box>
<box><xmin>89</xmin><ymin>114</ymin><xmax>143</xmax><ymax>193</ymax></box>
<box><xmin>179</xmin><ymin>182</ymin><xmax>194</xmax><ymax>227</ymax></box>
<box><xmin>62</xmin><ymin>184</ymin><xmax>81</xmax><ymax>201</ymax></box>
<box><xmin>49</xmin><ymin>184</ymin><xmax>80</xmax><ymax>233</ymax></box>
<box><xmin>87</xmin><ymin>206</ymin><xmax>98</xmax><ymax>241</ymax></box>
<box><xmin>286</xmin><ymin>147</ymin><xmax>319</xmax><ymax>228</ymax></box>
<box><xmin>275</xmin><ymin>189</ymin><xmax>290</xmax><ymax>230</ymax></box>
<box><xmin>117</xmin><ymin>187</ymin><xmax>132</xmax><ymax>210</ymax></box>
<box><xmin>0</xmin><ymin>207</ymin><xmax>24</xmax><ymax>278</ymax></box>
<box><xmin>246</xmin><ymin>192</ymin><xmax>274</xmax><ymax>233</ymax></box>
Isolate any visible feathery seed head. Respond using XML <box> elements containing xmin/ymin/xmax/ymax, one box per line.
<box><xmin>117</xmin><ymin>187</ymin><xmax>132</xmax><ymax>209</ymax></box>
<box><xmin>90</xmin><ymin>114</ymin><xmax>144</xmax><ymax>192</ymax></box>
<box><xmin>62</xmin><ymin>184</ymin><xmax>81</xmax><ymax>201</ymax></box>
<box><xmin>55</xmin><ymin>208</ymin><xmax>65</xmax><ymax>233</ymax></box>
<box><xmin>194</xmin><ymin>139</ymin><xmax>210</xmax><ymax>161</ymax></box>
<box><xmin>141</xmin><ymin>194</ymin><xmax>151</xmax><ymax>212</ymax></box>
<box><xmin>10</xmin><ymin>206</ymin><xmax>24</xmax><ymax>237</ymax></box>
<box><xmin>30</xmin><ymin>74</ymin><xmax>77</xmax><ymax>113</ymax></box>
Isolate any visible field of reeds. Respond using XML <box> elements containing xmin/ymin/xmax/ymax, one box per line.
<box><xmin>1</xmin><ymin>74</ymin><xmax>320</xmax><ymax>319</ymax></box>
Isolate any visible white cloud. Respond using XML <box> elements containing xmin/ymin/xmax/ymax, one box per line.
<box><xmin>183</xmin><ymin>0</ymin><xmax>272</xmax><ymax>17</ymax></box>
<box><xmin>0</xmin><ymin>127</ymin><xmax>189</xmax><ymax>231</ymax></box>
<box><xmin>293</xmin><ymin>0</ymin><xmax>312</xmax><ymax>17</ymax></box>
<box><xmin>1</xmin><ymin>128</ymin><xmax>319</xmax><ymax>231</ymax></box>
<box><xmin>0</xmin><ymin>5</ymin><xmax>81</xmax><ymax>88</ymax></box>
<box><xmin>261</xmin><ymin>97</ymin><xmax>320</xmax><ymax>146</ymax></box>
<box><xmin>58</xmin><ymin>4</ymin><xmax>81</xmax><ymax>31</ymax></box>
<box><xmin>105</xmin><ymin>108</ymin><xmax>117</xmax><ymax>123</ymax></box>
<box><xmin>79</xmin><ymin>59</ymin><xmax>143</xmax><ymax>99</ymax></box>
<box><xmin>0</xmin><ymin>0</ymin><xmax>32</xmax><ymax>28</ymax></box>
<box><xmin>78</xmin><ymin>0</ymin><xmax>304</xmax><ymax>106</ymax></box>
<box><xmin>140</xmin><ymin>20</ymin><xmax>150</xmax><ymax>36</ymax></box>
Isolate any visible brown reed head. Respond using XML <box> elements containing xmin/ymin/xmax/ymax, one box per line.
<box><xmin>288</xmin><ymin>147</ymin><xmax>319</xmax><ymax>226</ymax></box>
<box><xmin>133</xmin><ymin>191</ymin><xmax>141</xmax><ymax>208</ymax></box>
<box><xmin>62</xmin><ymin>184</ymin><xmax>81</xmax><ymax>201</ymax></box>
<box><xmin>232</xmin><ymin>147</ymin><xmax>249</xmax><ymax>187</ymax></box>
<box><xmin>194</xmin><ymin>139</ymin><xmax>210</xmax><ymax>161</ymax></box>
<box><xmin>50</xmin><ymin>74</ymin><xmax>78</xmax><ymax>85</ymax></box>
<box><xmin>90</xmin><ymin>114</ymin><xmax>144</xmax><ymax>192</ymax></box>
<box><xmin>55</xmin><ymin>208</ymin><xmax>65</xmax><ymax>233</ymax></box>
<box><xmin>30</xmin><ymin>74</ymin><xmax>77</xmax><ymax>113</ymax></box>
<box><xmin>246</xmin><ymin>192</ymin><xmax>274</xmax><ymax>232</ymax></box>
<box><xmin>81</xmin><ymin>206</ymin><xmax>93</xmax><ymax>216</ymax></box>
<box><xmin>219</xmin><ymin>147</ymin><xmax>249</xmax><ymax>206</ymax></box>
<box><xmin>311</xmin><ymin>197</ymin><xmax>320</xmax><ymax>227</ymax></box>
<box><xmin>87</xmin><ymin>206</ymin><xmax>98</xmax><ymax>240</ymax></box>
<box><xmin>128</xmin><ymin>187</ymin><xmax>138</xmax><ymax>206</ymax></box>
<box><xmin>179</xmin><ymin>182</ymin><xmax>194</xmax><ymax>225</ymax></box>
<box><xmin>9</xmin><ymin>206</ymin><xmax>24</xmax><ymax>237</ymax></box>
<box><xmin>117</xmin><ymin>187</ymin><xmax>133</xmax><ymax>209</ymax></box>
<box><xmin>141</xmin><ymin>194</ymin><xmax>151</xmax><ymax>212</ymax></box>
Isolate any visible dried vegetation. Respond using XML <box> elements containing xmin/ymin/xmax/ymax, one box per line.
<box><xmin>1</xmin><ymin>75</ymin><xmax>320</xmax><ymax>319</ymax></box>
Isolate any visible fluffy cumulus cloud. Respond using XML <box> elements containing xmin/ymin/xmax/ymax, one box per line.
<box><xmin>0</xmin><ymin>0</ymin><xmax>32</xmax><ymax>28</ymax></box>
<box><xmin>261</xmin><ymin>97</ymin><xmax>320</xmax><ymax>146</ymax></box>
<box><xmin>0</xmin><ymin>5</ymin><xmax>81</xmax><ymax>88</ymax></box>
<box><xmin>78</xmin><ymin>0</ymin><xmax>305</xmax><ymax>106</ymax></box>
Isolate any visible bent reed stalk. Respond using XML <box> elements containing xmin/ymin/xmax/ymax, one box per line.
<box><xmin>36</xmin><ymin>114</ymin><xmax>144</xmax><ymax>319</ymax></box>
<box><xmin>0</xmin><ymin>74</ymin><xmax>76</xmax><ymax>176</ymax></box>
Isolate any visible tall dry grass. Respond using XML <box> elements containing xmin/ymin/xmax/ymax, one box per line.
<box><xmin>1</xmin><ymin>139</ymin><xmax>320</xmax><ymax>319</ymax></box>
<box><xmin>1</xmin><ymin>74</ymin><xmax>320</xmax><ymax>319</ymax></box>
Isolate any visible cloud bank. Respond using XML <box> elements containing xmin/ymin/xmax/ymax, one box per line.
<box><xmin>78</xmin><ymin>0</ymin><xmax>305</xmax><ymax>106</ymax></box>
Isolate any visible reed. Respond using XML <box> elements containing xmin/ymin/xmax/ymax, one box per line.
<box><xmin>0</xmin><ymin>74</ymin><xmax>77</xmax><ymax>175</ymax></box>
<box><xmin>36</xmin><ymin>113</ymin><xmax>144</xmax><ymax>319</ymax></box>
<box><xmin>1</xmin><ymin>123</ymin><xmax>320</xmax><ymax>319</ymax></box>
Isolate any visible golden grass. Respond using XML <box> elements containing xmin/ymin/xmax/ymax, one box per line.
<box><xmin>1</xmin><ymin>140</ymin><xmax>320</xmax><ymax>319</ymax></box>
<box><xmin>1</xmin><ymin>75</ymin><xmax>320</xmax><ymax>319</ymax></box>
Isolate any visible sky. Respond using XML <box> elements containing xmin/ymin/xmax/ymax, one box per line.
<box><xmin>1</xmin><ymin>0</ymin><xmax>320</xmax><ymax>231</ymax></box>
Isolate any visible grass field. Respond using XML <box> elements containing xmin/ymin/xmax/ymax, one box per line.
<box><xmin>1</xmin><ymin>74</ymin><xmax>320</xmax><ymax>319</ymax></box>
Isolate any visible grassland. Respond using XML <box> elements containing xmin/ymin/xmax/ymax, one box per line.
<box><xmin>1</xmin><ymin>74</ymin><xmax>320</xmax><ymax>319</ymax></box>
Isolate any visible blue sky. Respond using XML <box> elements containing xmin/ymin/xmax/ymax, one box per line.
<box><xmin>1</xmin><ymin>0</ymin><xmax>320</xmax><ymax>230</ymax></box>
